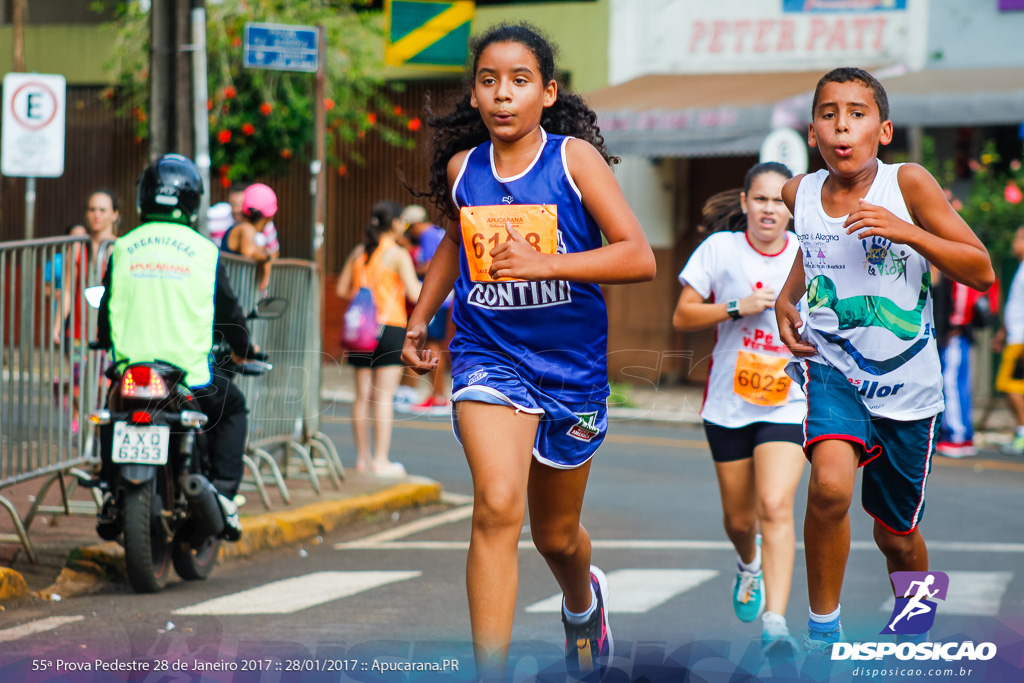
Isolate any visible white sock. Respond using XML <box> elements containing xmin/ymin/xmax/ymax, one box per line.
<box><xmin>738</xmin><ymin>543</ymin><xmax>762</xmax><ymax>573</ymax></box>
<box><xmin>562</xmin><ymin>587</ymin><xmax>597</xmax><ymax>625</ymax></box>
<box><xmin>1016</xmin><ymin>426</ymin><xmax>1024</xmax><ymax>438</ymax></box>
<box><xmin>809</xmin><ymin>605</ymin><xmax>841</xmax><ymax>631</ymax></box>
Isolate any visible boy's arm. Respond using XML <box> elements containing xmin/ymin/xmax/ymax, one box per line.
<box><xmin>776</xmin><ymin>251</ymin><xmax>816</xmax><ymax>356</ymax></box>
<box><xmin>845</xmin><ymin>164</ymin><xmax>994</xmax><ymax>291</ymax></box>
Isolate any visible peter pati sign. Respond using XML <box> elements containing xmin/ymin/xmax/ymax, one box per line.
<box><xmin>609</xmin><ymin>0</ymin><xmax>926</xmax><ymax>82</ymax></box>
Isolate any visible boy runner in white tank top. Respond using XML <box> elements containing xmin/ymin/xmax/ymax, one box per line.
<box><xmin>774</xmin><ymin>68</ymin><xmax>994</xmax><ymax>656</ymax></box>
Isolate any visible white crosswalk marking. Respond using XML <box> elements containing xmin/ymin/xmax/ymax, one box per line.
<box><xmin>879</xmin><ymin>571</ymin><xmax>1013</xmax><ymax>617</ymax></box>
<box><xmin>525</xmin><ymin>569</ymin><xmax>719</xmax><ymax>614</ymax></box>
<box><xmin>0</xmin><ymin>615</ymin><xmax>85</xmax><ymax>643</ymax></box>
<box><xmin>172</xmin><ymin>571</ymin><xmax>421</xmax><ymax>615</ymax></box>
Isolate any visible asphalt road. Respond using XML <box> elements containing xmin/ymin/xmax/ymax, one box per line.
<box><xmin>2</xmin><ymin>409</ymin><xmax>1023</xmax><ymax>682</ymax></box>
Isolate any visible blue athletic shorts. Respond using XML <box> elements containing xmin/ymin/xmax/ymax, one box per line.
<box><xmin>797</xmin><ymin>361</ymin><xmax>938</xmax><ymax>535</ymax></box>
<box><xmin>450</xmin><ymin>363</ymin><xmax>607</xmax><ymax>469</ymax></box>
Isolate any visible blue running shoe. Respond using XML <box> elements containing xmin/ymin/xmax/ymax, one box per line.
<box><xmin>802</xmin><ymin>622</ymin><xmax>846</xmax><ymax>655</ymax></box>
<box><xmin>563</xmin><ymin>566</ymin><xmax>613</xmax><ymax>679</ymax></box>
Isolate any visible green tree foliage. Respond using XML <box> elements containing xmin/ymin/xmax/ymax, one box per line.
<box><xmin>953</xmin><ymin>141</ymin><xmax>1024</xmax><ymax>263</ymax></box>
<box><xmin>104</xmin><ymin>0</ymin><xmax>416</xmax><ymax>185</ymax></box>
<box><xmin>900</xmin><ymin>136</ymin><xmax>1024</xmax><ymax>264</ymax></box>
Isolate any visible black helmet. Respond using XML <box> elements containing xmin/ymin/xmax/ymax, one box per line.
<box><xmin>136</xmin><ymin>153</ymin><xmax>203</xmax><ymax>226</ymax></box>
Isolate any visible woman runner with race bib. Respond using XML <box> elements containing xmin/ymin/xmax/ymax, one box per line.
<box><xmin>672</xmin><ymin>162</ymin><xmax>806</xmax><ymax>657</ymax></box>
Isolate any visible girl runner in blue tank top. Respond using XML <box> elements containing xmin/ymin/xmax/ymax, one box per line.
<box><xmin>403</xmin><ymin>23</ymin><xmax>655</xmax><ymax>681</ymax></box>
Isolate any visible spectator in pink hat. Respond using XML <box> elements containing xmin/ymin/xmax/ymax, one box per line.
<box><xmin>222</xmin><ymin>182</ymin><xmax>277</xmax><ymax>291</ymax></box>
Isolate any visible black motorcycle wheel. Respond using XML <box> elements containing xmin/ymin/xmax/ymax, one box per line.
<box><xmin>172</xmin><ymin>532</ymin><xmax>220</xmax><ymax>581</ymax></box>
<box><xmin>123</xmin><ymin>483</ymin><xmax>171</xmax><ymax>593</ymax></box>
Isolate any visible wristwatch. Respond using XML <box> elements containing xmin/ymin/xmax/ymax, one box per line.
<box><xmin>726</xmin><ymin>300</ymin><xmax>742</xmax><ymax>320</ymax></box>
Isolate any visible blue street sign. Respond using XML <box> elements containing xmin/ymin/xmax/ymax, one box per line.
<box><xmin>244</xmin><ymin>22</ymin><xmax>319</xmax><ymax>73</ymax></box>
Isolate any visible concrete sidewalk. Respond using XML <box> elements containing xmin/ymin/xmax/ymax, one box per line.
<box><xmin>322</xmin><ymin>362</ymin><xmax>1023</xmax><ymax>442</ymax></box>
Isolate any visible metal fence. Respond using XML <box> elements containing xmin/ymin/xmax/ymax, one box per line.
<box><xmin>1</xmin><ymin>239</ymin><xmax>338</xmax><ymax>563</ymax></box>
<box><xmin>193</xmin><ymin>254</ymin><xmax>344</xmax><ymax>510</ymax></box>
<box><xmin>0</xmin><ymin>235</ymin><xmax>105</xmax><ymax>563</ymax></box>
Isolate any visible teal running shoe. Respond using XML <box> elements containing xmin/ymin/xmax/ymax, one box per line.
<box><xmin>732</xmin><ymin>567</ymin><xmax>765</xmax><ymax>622</ymax></box>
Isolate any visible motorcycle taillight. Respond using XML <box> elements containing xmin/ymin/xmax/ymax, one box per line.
<box><xmin>121</xmin><ymin>366</ymin><xmax>169</xmax><ymax>399</ymax></box>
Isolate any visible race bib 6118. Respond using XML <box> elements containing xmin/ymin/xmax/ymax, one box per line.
<box><xmin>460</xmin><ymin>205</ymin><xmax>558</xmax><ymax>282</ymax></box>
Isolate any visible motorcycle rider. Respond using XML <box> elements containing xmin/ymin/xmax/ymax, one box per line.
<box><xmin>95</xmin><ymin>154</ymin><xmax>258</xmax><ymax>541</ymax></box>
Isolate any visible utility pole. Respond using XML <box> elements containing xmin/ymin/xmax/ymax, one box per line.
<box><xmin>150</xmin><ymin>0</ymin><xmax>199</xmax><ymax>161</ymax></box>
<box><xmin>149</xmin><ymin>0</ymin><xmax>174</xmax><ymax>160</ymax></box>
<box><xmin>12</xmin><ymin>0</ymin><xmax>25</xmax><ymax>72</ymax></box>
<box><xmin>174</xmin><ymin>0</ymin><xmax>194</xmax><ymax>158</ymax></box>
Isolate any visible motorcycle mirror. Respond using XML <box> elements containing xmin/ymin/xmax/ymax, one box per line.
<box><xmin>251</xmin><ymin>297</ymin><xmax>289</xmax><ymax>320</ymax></box>
<box><xmin>84</xmin><ymin>286</ymin><xmax>105</xmax><ymax>309</ymax></box>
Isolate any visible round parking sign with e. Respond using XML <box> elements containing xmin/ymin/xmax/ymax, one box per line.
<box><xmin>760</xmin><ymin>127</ymin><xmax>808</xmax><ymax>176</ymax></box>
<box><xmin>10</xmin><ymin>81</ymin><xmax>59</xmax><ymax>130</ymax></box>
<box><xmin>2</xmin><ymin>73</ymin><xmax>66</xmax><ymax>178</ymax></box>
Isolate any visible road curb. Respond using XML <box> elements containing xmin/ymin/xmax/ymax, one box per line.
<box><xmin>1</xmin><ymin>478</ymin><xmax>443</xmax><ymax>602</ymax></box>
<box><xmin>0</xmin><ymin>566</ymin><xmax>30</xmax><ymax>601</ymax></box>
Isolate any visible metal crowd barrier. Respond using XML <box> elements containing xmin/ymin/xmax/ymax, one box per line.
<box><xmin>219</xmin><ymin>254</ymin><xmax>343</xmax><ymax>510</ymax></box>
<box><xmin>0</xmin><ymin>235</ymin><xmax>106</xmax><ymax>563</ymax></box>
<box><xmin>0</xmin><ymin>238</ymin><xmax>336</xmax><ymax>561</ymax></box>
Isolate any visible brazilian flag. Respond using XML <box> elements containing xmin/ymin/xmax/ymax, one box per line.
<box><xmin>385</xmin><ymin>1</ymin><xmax>475</xmax><ymax>70</ymax></box>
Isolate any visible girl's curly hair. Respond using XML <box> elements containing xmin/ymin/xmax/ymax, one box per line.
<box><xmin>420</xmin><ymin>23</ymin><xmax>618</xmax><ymax>220</ymax></box>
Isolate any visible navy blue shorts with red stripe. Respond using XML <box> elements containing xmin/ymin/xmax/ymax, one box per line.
<box><xmin>798</xmin><ymin>360</ymin><xmax>937</xmax><ymax>535</ymax></box>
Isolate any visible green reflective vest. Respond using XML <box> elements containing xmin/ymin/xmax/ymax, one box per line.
<box><xmin>108</xmin><ymin>222</ymin><xmax>219</xmax><ymax>388</ymax></box>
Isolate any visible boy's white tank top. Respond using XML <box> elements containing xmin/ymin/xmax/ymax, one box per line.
<box><xmin>794</xmin><ymin>160</ymin><xmax>943</xmax><ymax>420</ymax></box>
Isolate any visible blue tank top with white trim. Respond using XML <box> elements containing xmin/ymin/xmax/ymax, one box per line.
<box><xmin>451</xmin><ymin>129</ymin><xmax>609</xmax><ymax>403</ymax></box>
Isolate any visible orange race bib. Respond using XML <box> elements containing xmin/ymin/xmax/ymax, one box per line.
<box><xmin>733</xmin><ymin>351</ymin><xmax>792</xmax><ymax>407</ymax></box>
<box><xmin>460</xmin><ymin>205</ymin><xmax>558</xmax><ymax>282</ymax></box>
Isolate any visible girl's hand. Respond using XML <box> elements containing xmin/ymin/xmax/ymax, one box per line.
<box><xmin>402</xmin><ymin>323</ymin><xmax>439</xmax><ymax>375</ymax></box>
<box><xmin>845</xmin><ymin>199</ymin><xmax>918</xmax><ymax>245</ymax></box>
<box><xmin>488</xmin><ymin>223</ymin><xmax>550</xmax><ymax>281</ymax></box>
<box><xmin>739</xmin><ymin>287</ymin><xmax>777</xmax><ymax>316</ymax></box>
<box><xmin>776</xmin><ymin>300</ymin><xmax>817</xmax><ymax>357</ymax></box>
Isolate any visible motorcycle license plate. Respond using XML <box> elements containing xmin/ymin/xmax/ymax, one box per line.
<box><xmin>112</xmin><ymin>422</ymin><xmax>170</xmax><ymax>465</ymax></box>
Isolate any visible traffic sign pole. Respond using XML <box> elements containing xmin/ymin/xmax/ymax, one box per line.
<box><xmin>24</xmin><ymin>177</ymin><xmax>35</xmax><ymax>240</ymax></box>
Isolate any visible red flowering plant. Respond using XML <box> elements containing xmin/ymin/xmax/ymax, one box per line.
<box><xmin>103</xmin><ymin>0</ymin><xmax>415</xmax><ymax>182</ymax></box>
<box><xmin>900</xmin><ymin>137</ymin><xmax>1024</xmax><ymax>264</ymax></box>
<box><xmin>951</xmin><ymin>141</ymin><xmax>1024</xmax><ymax>263</ymax></box>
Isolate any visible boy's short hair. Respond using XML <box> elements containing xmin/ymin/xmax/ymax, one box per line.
<box><xmin>812</xmin><ymin>67</ymin><xmax>890</xmax><ymax>122</ymax></box>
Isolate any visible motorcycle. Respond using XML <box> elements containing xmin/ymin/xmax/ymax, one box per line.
<box><xmin>87</xmin><ymin>290</ymin><xmax>287</xmax><ymax>593</ymax></box>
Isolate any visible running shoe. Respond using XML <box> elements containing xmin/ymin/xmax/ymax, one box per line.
<box><xmin>761</xmin><ymin>611</ymin><xmax>799</xmax><ymax>655</ymax></box>
<box><xmin>936</xmin><ymin>440</ymin><xmax>976</xmax><ymax>458</ymax></box>
<box><xmin>801</xmin><ymin>624</ymin><xmax>847</xmax><ymax>681</ymax></box>
<box><xmin>802</xmin><ymin>622</ymin><xmax>846</xmax><ymax>655</ymax></box>
<box><xmin>733</xmin><ymin>566</ymin><xmax>765</xmax><ymax>622</ymax></box>
<box><xmin>563</xmin><ymin>566</ymin><xmax>613</xmax><ymax>679</ymax></box>
<box><xmin>412</xmin><ymin>395</ymin><xmax>451</xmax><ymax>415</ymax></box>
<box><xmin>1001</xmin><ymin>434</ymin><xmax>1024</xmax><ymax>455</ymax></box>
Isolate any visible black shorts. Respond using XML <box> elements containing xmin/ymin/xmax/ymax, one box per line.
<box><xmin>703</xmin><ymin>420</ymin><xmax>804</xmax><ymax>463</ymax></box>
<box><xmin>346</xmin><ymin>324</ymin><xmax>406</xmax><ymax>368</ymax></box>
